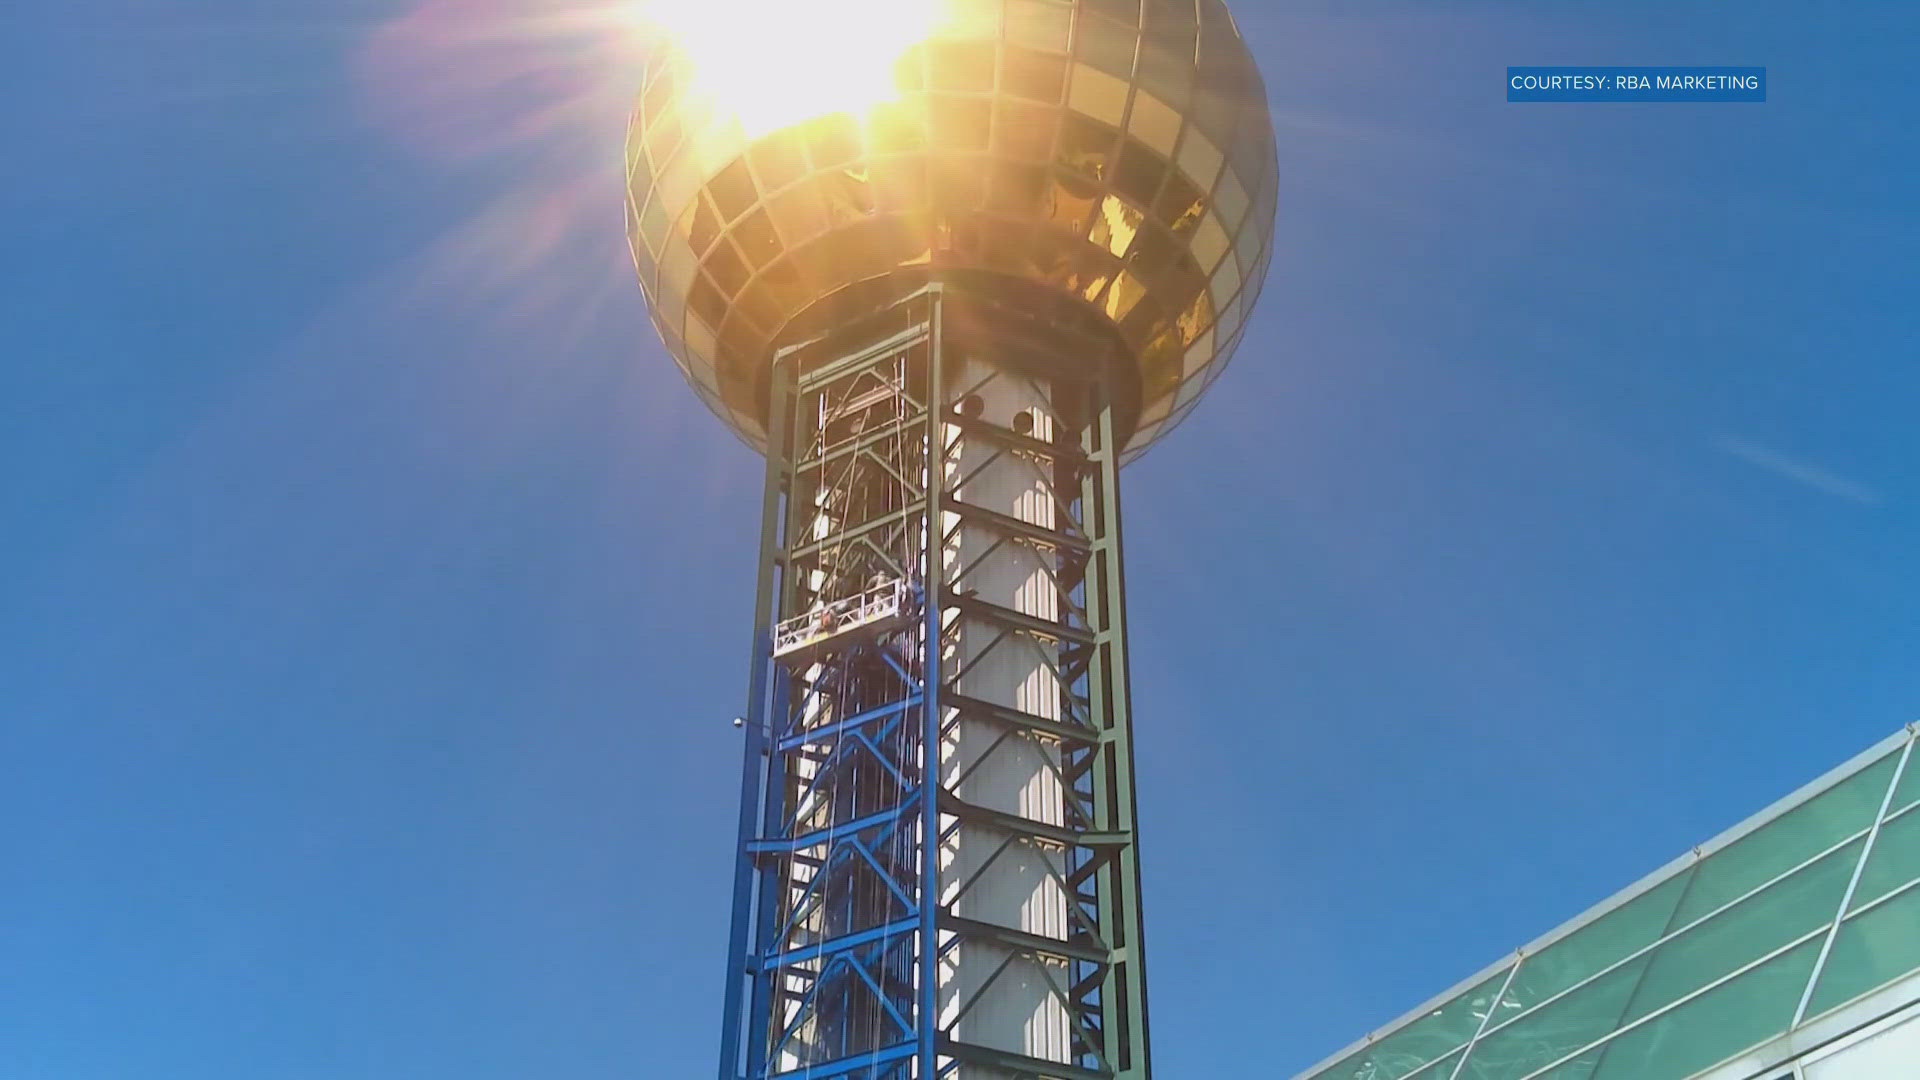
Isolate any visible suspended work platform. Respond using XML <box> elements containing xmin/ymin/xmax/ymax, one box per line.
<box><xmin>771</xmin><ymin>578</ymin><xmax>914</xmax><ymax>664</ymax></box>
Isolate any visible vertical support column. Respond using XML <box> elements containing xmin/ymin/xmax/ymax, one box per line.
<box><xmin>1081</xmin><ymin>394</ymin><xmax>1153</xmax><ymax>1079</ymax></box>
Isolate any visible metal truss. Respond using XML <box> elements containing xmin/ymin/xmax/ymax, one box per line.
<box><xmin>719</xmin><ymin>284</ymin><xmax>1153</xmax><ymax>1080</ymax></box>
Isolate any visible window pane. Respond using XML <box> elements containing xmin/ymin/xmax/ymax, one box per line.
<box><xmin>1806</xmin><ymin>881</ymin><xmax>1920</xmax><ymax>1017</ymax></box>
<box><xmin>1890</xmin><ymin>748</ymin><xmax>1920</xmax><ymax>818</ymax></box>
<box><xmin>1069</xmin><ymin>63</ymin><xmax>1132</xmax><ymax>126</ymax></box>
<box><xmin>1623</xmin><ymin>839</ymin><xmax>1857</xmax><ymax>1024</ymax></box>
<box><xmin>707</xmin><ymin>157</ymin><xmax>759</xmax><ymax>223</ymax></box>
<box><xmin>1006</xmin><ymin>0</ymin><xmax>1072</xmax><ymax>53</ymax></box>
<box><xmin>1352</xmin><ymin>971</ymin><xmax>1507</xmax><ymax>1080</ymax></box>
<box><xmin>1499</xmin><ymin>874</ymin><xmax>1690</xmax><ymax>1018</ymax></box>
<box><xmin>1074</xmin><ymin>14</ymin><xmax>1139</xmax><ymax>78</ymax></box>
<box><xmin>1403</xmin><ymin>1050</ymin><xmax>1465</xmax><ymax>1080</ymax></box>
<box><xmin>1459</xmin><ymin>957</ymin><xmax>1647</xmax><ymax>1080</ymax></box>
<box><xmin>1850</xmin><ymin>805</ymin><xmax>1920</xmax><ymax>912</ymax></box>
<box><xmin>1084</xmin><ymin>0</ymin><xmax>1139</xmax><ymax>27</ymax></box>
<box><xmin>1590</xmin><ymin>937</ymin><xmax>1821</xmax><ymax>1080</ymax></box>
<box><xmin>1671</xmin><ymin>754</ymin><xmax>1897</xmax><ymax>926</ymax></box>
<box><xmin>1003</xmin><ymin>46</ymin><xmax>1069</xmax><ymax>103</ymax></box>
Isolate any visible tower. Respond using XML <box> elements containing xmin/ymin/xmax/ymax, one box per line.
<box><xmin>624</xmin><ymin>2</ymin><xmax>1277</xmax><ymax>1076</ymax></box>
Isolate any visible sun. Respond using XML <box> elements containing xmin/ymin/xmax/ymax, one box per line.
<box><xmin>624</xmin><ymin>0</ymin><xmax>948</xmax><ymax>142</ymax></box>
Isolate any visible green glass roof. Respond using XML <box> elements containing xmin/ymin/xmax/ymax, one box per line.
<box><xmin>1299</xmin><ymin>726</ymin><xmax>1920</xmax><ymax>1080</ymax></box>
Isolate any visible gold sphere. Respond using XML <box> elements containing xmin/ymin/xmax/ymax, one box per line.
<box><xmin>626</xmin><ymin>0</ymin><xmax>1277</xmax><ymax>455</ymax></box>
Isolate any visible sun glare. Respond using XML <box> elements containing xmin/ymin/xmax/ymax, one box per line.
<box><xmin>627</xmin><ymin>0</ymin><xmax>947</xmax><ymax>141</ymax></box>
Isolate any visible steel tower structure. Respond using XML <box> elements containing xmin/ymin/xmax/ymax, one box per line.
<box><xmin>624</xmin><ymin>3</ymin><xmax>1276</xmax><ymax>1077</ymax></box>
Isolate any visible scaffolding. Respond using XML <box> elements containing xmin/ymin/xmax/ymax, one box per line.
<box><xmin>719</xmin><ymin>285</ymin><xmax>1153</xmax><ymax>1080</ymax></box>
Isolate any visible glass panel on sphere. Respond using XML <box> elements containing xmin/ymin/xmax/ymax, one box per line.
<box><xmin>1211</xmin><ymin>289</ymin><xmax>1240</xmax><ymax>343</ymax></box>
<box><xmin>1622</xmin><ymin>839</ymin><xmax>1860</xmax><ymax>1024</ymax></box>
<box><xmin>639</xmin><ymin>193</ymin><xmax>672</xmax><ymax>256</ymax></box>
<box><xmin>1188</xmin><ymin>55</ymin><xmax>1244</xmax><ymax>144</ymax></box>
<box><xmin>1210</xmin><ymin>249</ymin><xmax>1241</xmax><ymax>309</ymax></box>
<box><xmin>642</xmin><ymin>68</ymin><xmax>675</xmax><ymax>122</ymax></box>
<box><xmin>644</xmin><ymin>111</ymin><xmax>684</xmax><ymax>171</ymax></box>
<box><xmin>1851</xmin><ymin>805</ymin><xmax>1920</xmax><ymax>911</ymax></box>
<box><xmin>1174</xmin><ymin>288</ymin><xmax>1212</xmax><ymax>345</ymax></box>
<box><xmin>805</xmin><ymin>115</ymin><xmax>863</xmax><ymax>170</ymax></box>
<box><xmin>819</xmin><ymin>167</ymin><xmax>877</xmax><ymax>225</ymax></box>
<box><xmin>1154</xmin><ymin>171</ymin><xmax>1205</xmax><ymax>235</ymax></box>
<box><xmin>1127</xmin><ymin>90</ymin><xmax>1183</xmax><ymax>156</ymax></box>
<box><xmin>1090</xmin><ymin>194</ymin><xmax>1144</xmax><ymax>258</ymax></box>
<box><xmin>1213</xmin><ymin>167</ymin><xmax>1250</xmax><ymax>230</ymax></box>
<box><xmin>1074</xmin><ymin>15</ymin><xmax>1139</xmax><ymax>79</ymax></box>
<box><xmin>758</xmin><ymin>257</ymin><xmax>811</xmax><ymax>309</ymax></box>
<box><xmin>1069</xmin><ymin>63</ymin><xmax>1132</xmax><ymax>126</ymax></box>
<box><xmin>683</xmin><ymin>309</ymin><xmax>714</xmax><ymax>355</ymax></box>
<box><xmin>735</xmin><ymin>278</ymin><xmax>783</xmax><ymax>332</ymax></box>
<box><xmin>1190</xmin><ymin>209</ymin><xmax>1230</xmax><ymax>271</ymax></box>
<box><xmin>1499</xmin><ymin>874</ymin><xmax>1689</xmax><ymax>1019</ymax></box>
<box><xmin>1229</xmin><ymin>117</ymin><xmax>1274</xmax><ymax>200</ymax></box>
<box><xmin>987</xmin><ymin>160</ymin><xmax>1050</xmax><ymax>215</ymax></box>
<box><xmin>1057</xmin><ymin>113</ymin><xmax>1118</xmax><ymax>179</ymax></box>
<box><xmin>1459</xmin><ymin>956</ymin><xmax>1648</xmax><ymax>1080</ymax></box>
<box><xmin>660</xmin><ymin>235</ymin><xmax>697</xmax><ymax>297</ymax></box>
<box><xmin>631</xmin><ymin>238</ymin><xmax>657</xmax><ymax>293</ymax></box>
<box><xmin>1124</xmin><ymin>221</ymin><xmax>1181</xmax><ymax>278</ymax></box>
<box><xmin>706</xmin><ymin>234</ymin><xmax>748</xmax><ymax>294</ymax></box>
<box><xmin>1234</xmin><ymin>207</ymin><xmax>1266</xmax><ymax>272</ymax></box>
<box><xmin>1101</xmin><ymin>269</ymin><xmax>1148</xmax><ymax>321</ymax></box>
<box><xmin>750</xmin><ymin>130</ymin><xmax>812</xmax><ymax>194</ymax></box>
<box><xmin>1084</xmin><ymin>0</ymin><xmax>1140</xmax><ymax>28</ymax></box>
<box><xmin>1044</xmin><ymin>169</ymin><xmax>1100</xmax><ymax>232</ymax></box>
<box><xmin>1066</xmin><ymin>248</ymin><xmax>1115</xmax><ymax>301</ymax></box>
<box><xmin>707</xmin><ymin>158</ymin><xmax>759</xmax><ymax>223</ymax></box>
<box><xmin>688</xmin><ymin>272</ymin><xmax>730</xmax><ymax>327</ymax></box>
<box><xmin>977</xmin><ymin>217</ymin><xmax>1035</xmax><ymax>275</ymax></box>
<box><xmin>894</xmin><ymin>44</ymin><xmax>928</xmax><ymax>94</ymax></box>
<box><xmin>870</xmin><ymin>102</ymin><xmax>929</xmax><ymax>156</ymax></box>
<box><xmin>1807</xmin><ymin>881</ymin><xmax>1920</xmax><ymax>1017</ymax></box>
<box><xmin>1006</xmin><ymin>0</ymin><xmax>1073</xmax><ymax>53</ymax></box>
<box><xmin>872</xmin><ymin>157</ymin><xmax>931</xmax><ymax>212</ymax></box>
<box><xmin>1672</xmin><ymin>754</ymin><xmax>1897</xmax><ymax>927</ymax></box>
<box><xmin>767</xmin><ymin>183</ymin><xmax>831</xmax><ymax>247</ymax></box>
<box><xmin>731</xmin><ymin>208</ymin><xmax>782</xmax><ymax>270</ymax></box>
<box><xmin>1003</xmin><ymin>45</ymin><xmax>1069</xmax><ymax>103</ymax></box>
<box><xmin>1891</xmin><ymin>749</ymin><xmax>1920</xmax><ymax>817</ymax></box>
<box><xmin>1182</xmin><ymin>328</ymin><xmax>1214</xmax><ymax>377</ymax></box>
<box><xmin>683</xmin><ymin>193</ymin><xmax>723</xmax><ymax>257</ymax></box>
<box><xmin>994</xmin><ymin>98</ymin><xmax>1059</xmax><ymax>161</ymax></box>
<box><xmin>655</xmin><ymin>155</ymin><xmax>702</xmax><ymax>223</ymax></box>
<box><xmin>1143</xmin><ymin>0</ymin><xmax>1197</xmax><ymax>35</ymax></box>
<box><xmin>1590</xmin><ymin>937</ymin><xmax>1821</xmax><ymax>1080</ymax></box>
<box><xmin>931</xmin><ymin>96</ymin><xmax>994</xmax><ymax>151</ymax></box>
<box><xmin>1175</xmin><ymin>125</ymin><xmax>1224</xmax><ymax>194</ymax></box>
<box><xmin>1110</xmin><ymin>139</ymin><xmax>1170</xmax><ymax>209</ymax></box>
<box><xmin>935</xmin><ymin>0</ymin><xmax>1000</xmax><ymax>41</ymax></box>
<box><xmin>930</xmin><ymin>41</ymin><xmax>997</xmax><ymax>94</ymax></box>
<box><xmin>930</xmin><ymin>155</ymin><xmax>987</xmax><ymax>210</ymax></box>
<box><xmin>1135</xmin><ymin>40</ymin><xmax>1195</xmax><ymax>110</ymax></box>
<box><xmin>1120</xmin><ymin>290</ymin><xmax>1167</xmax><ymax>347</ymax></box>
<box><xmin>791</xmin><ymin>231</ymin><xmax>856</xmax><ymax>292</ymax></box>
<box><xmin>687</xmin><ymin>116</ymin><xmax>748</xmax><ymax>179</ymax></box>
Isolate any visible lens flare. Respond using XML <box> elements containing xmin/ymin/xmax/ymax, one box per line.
<box><xmin>627</xmin><ymin>0</ymin><xmax>947</xmax><ymax>141</ymax></box>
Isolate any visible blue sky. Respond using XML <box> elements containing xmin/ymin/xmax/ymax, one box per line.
<box><xmin>5</xmin><ymin>2</ymin><xmax>1918</xmax><ymax>1077</ymax></box>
